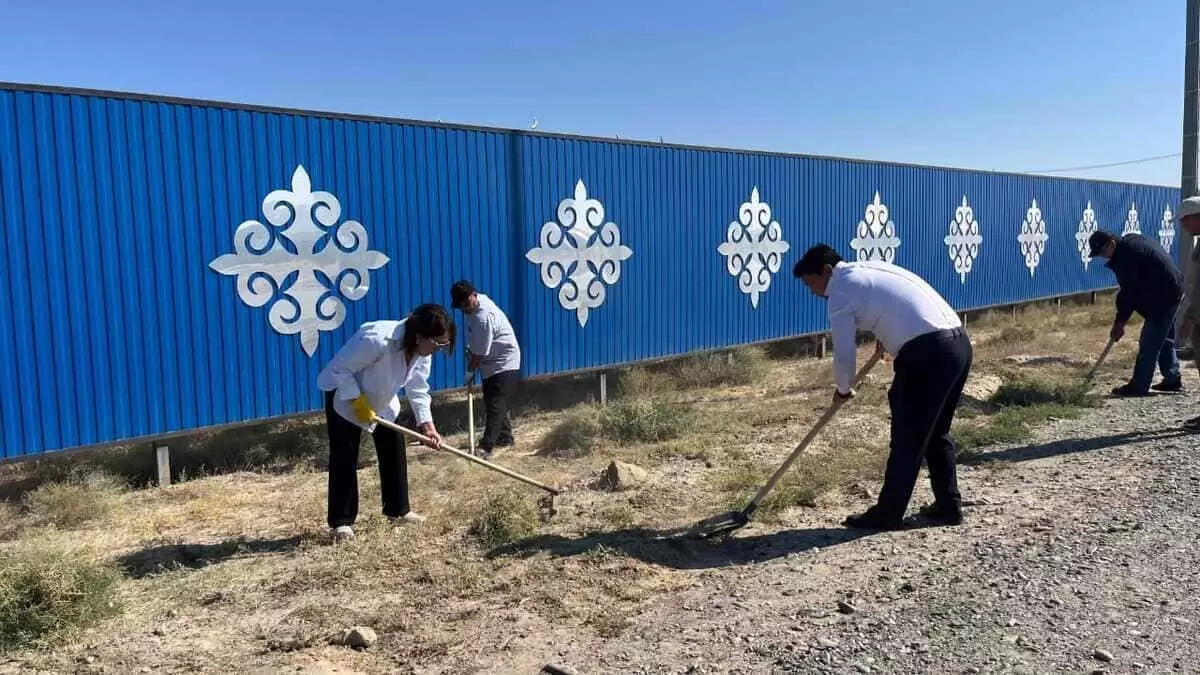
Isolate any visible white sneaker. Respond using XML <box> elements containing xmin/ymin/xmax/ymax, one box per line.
<box><xmin>393</xmin><ymin>511</ymin><xmax>426</xmax><ymax>525</ymax></box>
<box><xmin>331</xmin><ymin>525</ymin><xmax>355</xmax><ymax>543</ymax></box>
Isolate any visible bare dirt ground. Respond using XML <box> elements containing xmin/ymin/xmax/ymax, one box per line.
<box><xmin>2</xmin><ymin>299</ymin><xmax>1198</xmax><ymax>674</ymax></box>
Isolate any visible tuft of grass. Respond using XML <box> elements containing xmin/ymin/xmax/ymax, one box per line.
<box><xmin>0</xmin><ymin>546</ymin><xmax>121</xmax><ymax>652</ymax></box>
<box><xmin>668</xmin><ymin>347</ymin><xmax>769</xmax><ymax>389</ymax></box>
<box><xmin>719</xmin><ymin>457</ymin><xmax>840</xmax><ymax>518</ymax></box>
<box><xmin>600</xmin><ymin>399</ymin><xmax>692</xmax><ymax>444</ymax></box>
<box><xmin>22</xmin><ymin>471</ymin><xmax>126</xmax><ymax>530</ymax></box>
<box><xmin>954</xmin><ymin>376</ymin><xmax>1100</xmax><ymax>457</ymax></box>
<box><xmin>598</xmin><ymin>504</ymin><xmax>637</xmax><ymax>530</ymax></box>
<box><xmin>990</xmin><ymin>326</ymin><xmax>1037</xmax><ymax>344</ymax></box>
<box><xmin>615</xmin><ymin>367</ymin><xmax>673</xmax><ymax>399</ymax></box>
<box><xmin>992</xmin><ymin>379</ymin><xmax>1096</xmax><ymax>408</ymax></box>
<box><xmin>0</xmin><ymin>502</ymin><xmax>17</xmax><ymax>542</ymax></box>
<box><xmin>587</xmin><ymin>606</ymin><xmax>632</xmax><ymax>638</ymax></box>
<box><xmin>538</xmin><ymin>405</ymin><xmax>603</xmax><ymax>457</ymax></box>
<box><xmin>468</xmin><ymin>491</ymin><xmax>539</xmax><ymax>549</ymax></box>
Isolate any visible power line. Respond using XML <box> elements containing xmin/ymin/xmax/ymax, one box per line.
<box><xmin>1027</xmin><ymin>152</ymin><xmax>1182</xmax><ymax>174</ymax></box>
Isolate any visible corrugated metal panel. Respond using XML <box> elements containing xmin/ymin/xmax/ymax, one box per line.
<box><xmin>0</xmin><ymin>83</ymin><xmax>1181</xmax><ymax>458</ymax></box>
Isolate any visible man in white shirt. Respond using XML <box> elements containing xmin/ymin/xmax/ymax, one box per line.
<box><xmin>794</xmin><ymin>245</ymin><xmax>973</xmax><ymax>530</ymax></box>
<box><xmin>316</xmin><ymin>303</ymin><xmax>454</xmax><ymax>542</ymax></box>
<box><xmin>451</xmin><ymin>280</ymin><xmax>522</xmax><ymax>458</ymax></box>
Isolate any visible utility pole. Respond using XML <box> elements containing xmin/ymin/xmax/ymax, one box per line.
<box><xmin>1180</xmin><ymin>0</ymin><xmax>1199</xmax><ymax>353</ymax></box>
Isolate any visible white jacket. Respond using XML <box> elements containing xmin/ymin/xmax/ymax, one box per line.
<box><xmin>316</xmin><ymin>320</ymin><xmax>433</xmax><ymax>431</ymax></box>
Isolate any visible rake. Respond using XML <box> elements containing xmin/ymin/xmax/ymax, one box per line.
<box><xmin>692</xmin><ymin>344</ymin><xmax>885</xmax><ymax>539</ymax></box>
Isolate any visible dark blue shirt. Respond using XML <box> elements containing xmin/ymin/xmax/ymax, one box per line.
<box><xmin>1106</xmin><ymin>233</ymin><xmax>1184</xmax><ymax>323</ymax></box>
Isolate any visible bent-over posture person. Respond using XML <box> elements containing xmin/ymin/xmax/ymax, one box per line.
<box><xmin>794</xmin><ymin>245</ymin><xmax>973</xmax><ymax>530</ymax></box>
<box><xmin>316</xmin><ymin>304</ymin><xmax>455</xmax><ymax>542</ymax></box>
<box><xmin>1088</xmin><ymin>229</ymin><xmax>1185</xmax><ymax>397</ymax></box>
<box><xmin>1177</xmin><ymin>196</ymin><xmax>1200</xmax><ymax>429</ymax></box>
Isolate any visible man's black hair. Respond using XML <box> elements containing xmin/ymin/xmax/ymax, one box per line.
<box><xmin>793</xmin><ymin>244</ymin><xmax>843</xmax><ymax>278</ymax></box>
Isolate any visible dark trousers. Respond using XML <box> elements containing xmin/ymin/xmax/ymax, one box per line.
<box><xmin>325</xmin><ymin>391</ymin><xmax>410</xmax><ymax>528</ymax></box>
<box><xmin>876</xmin><ymin>328</ymin><xmax>973</xmax><ymax>518</ymax></box>
<box><xmin>480</xmin><ymin>370</ymin><xmax>518</xmax><ymax>451</ymax></box>
<box><xmin>1130</xmin><ymin>307</ymin><xmax>1181</xmax><ymax>392</ymax></box>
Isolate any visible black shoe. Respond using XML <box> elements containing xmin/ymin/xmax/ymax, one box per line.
<box><xmin>495</xmin><ymin>436</ymin><xmax>515</xmax><ymax>448</ymax></box>
<box><xmin>843</xmin><ymin>508</ymin><xmax>905</xmax><ymax>531</ymax></box>
<box><xmin>1183</xmin><ymin>415</ymin><xmax>1200</xmax><ymax>431</ymax></box>
<box><xmin>473</xmin><ymin>447</ymin><xmax>494</xmax><ymax>459</ymax></box>
<box><xmin>916</xmin><ymin>502</ymin><xmax>964</xmax><ymax>526</ymax></box>
<box><xmin>1111</xmin><ymin>383</ymin><xmax>1151</xmax><ymax>398</ymax></box>
<box><xmin>1152</xmin><ymin>377</ymin><xmax>1184</xmax><ymax>392</ymax></box>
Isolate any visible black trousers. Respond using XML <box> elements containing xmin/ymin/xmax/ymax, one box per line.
<box><xmin>876</xmin><ymin>328</ymin><xmax>973</xmax><ymax>518</ymax></box>
<box><xmin>480</xmin><ymin>370</ymin><xmax>518</xmax><ymax>451</ymax></box>
<box><xmin>325</xmin><ymin>391</ymin><xmax>410</xmax><ymax>528</ymax></box>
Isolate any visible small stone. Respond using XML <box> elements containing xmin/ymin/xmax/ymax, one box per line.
<box><xmin>1094</xmin><ymin>649</ymin><xmax>1114</xmax><ymax>663</ymax></box>
<box><xmin>837</xmin><ymin>600</ymin><xmax>859</xmax><ymax>615</ymax></box>
<box><xmin>165</xmin><ymin>609</ymin><xmax>177</xmax><ymax>619</ymax></box>
<box><xmin>338</xmin><ymin>626</ymin><xmax>377</xmax><ymax>649</ymax></box>
<box><xmin>541</xmin><ymin>664</ymin><xmax>580</xmax><ymax>675</ymax></box>
<box><xmin>853</xmin><ymin>664</ymin><xmax>872</xmax><ymax>674</ymax></box>
<box><xmin>817</xmin><ymin>637</ymin><xmax>839</xmax><ymax>649</ymax></box>
<box><xmin>899</xmin><ymin>582</ymin><xmax>916</xmax><ymax>593</ymax></box>
<box><xmin>597</xmin><ymin>460</ymin><xmax>648</xmax><ymax>491</ymax></box>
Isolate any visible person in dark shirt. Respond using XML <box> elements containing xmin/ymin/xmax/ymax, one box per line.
<box><xmin>1088</xmin><ymin>230</ymin><xmax>1185</xmax><ymax>397</ymax></box>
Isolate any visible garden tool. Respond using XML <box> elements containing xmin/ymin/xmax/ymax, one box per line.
<box><xmin>692</xmin><ymin>344</ymin><xmax>886</xmax><ymax>539</ymax></box>
<box><xmin>466</xmin><ymin>370</ymin><xmax>478</xmax><ymax>455</ymax></box>
<box><xmin>1084</xmin><ymin>338</ymin><xmax>1116</xmax><ymax>383</ymax></box>
<box><xmin>373</xmin><ymin>416</ymin><xmax>563</xmax><ymax>519</ymax></box>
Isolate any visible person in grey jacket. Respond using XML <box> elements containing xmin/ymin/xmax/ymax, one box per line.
<box><xmin>1178</xmin><ymin>196</ymin><xmax>1200</xmax><ymax>430</ymax></box>
<box><xmin>451</xmin><ymin>280</ymin><xmax>522</xmax><ymax>458</ymax></box>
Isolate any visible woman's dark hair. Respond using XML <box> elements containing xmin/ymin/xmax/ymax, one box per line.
<box><xmin>403</xmin><ymin>303</ymin><xmax>456</xmax><ymax>362</ymax></box>
<box><xmin>793</xmin><ymin>244</ymin><xmax>843</xmax><ymax>278</ymax></box>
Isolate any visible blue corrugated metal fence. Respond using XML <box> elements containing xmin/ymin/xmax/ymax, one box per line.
<box><xmin>0</xmin><ymin>83</ymin><xmax>1182</xmax><ymax>457</ymax></box>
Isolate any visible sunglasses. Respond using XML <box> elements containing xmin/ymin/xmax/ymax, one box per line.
<box><xmin>421</xmin><ymin>335</ymin><xmax>451</xmax><ymax>352</ymax></box>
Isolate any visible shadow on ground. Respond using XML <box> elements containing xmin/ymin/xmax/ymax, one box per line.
<box><xmin>117</xmin><ymin>535</ymin><xmax>308</xmax><ymax>579</ymax></box>
<box><xmin>484</xmin><ymin>523</ymin><xmax>927</xmax><ymax>570</ymax></box>
<box><xmin>964</xmin><ymin>427</ymin><xmax>1194</xmax><ymax>465</ymax></box>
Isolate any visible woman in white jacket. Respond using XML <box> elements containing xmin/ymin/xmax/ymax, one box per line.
<box><xmin>316</xmin><ymin>304</ymin><xmax>455</xmax><ymax>542</ymax></box>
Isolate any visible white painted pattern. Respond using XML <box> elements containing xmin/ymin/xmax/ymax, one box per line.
<box><xmin>717</xmin><ymin>187</ymin><xmax>791</xmax><ymax>308</ymax></box>
<box><xmin>1017</xmin><ymin>198</ymin><xmax>1050</xmax><ymax>277</ymax></box>
<box><xmin>1123</xmin><ymin>202</ymin><xmax>1141</xmax><ymax>235</ymax></box>
<box><xmin>944</xmin><ymin>195</ymin><xmax>983</xmax><ymax>283</ymax></box>
<box><xmin>850</xmin><ymin>191</ymin><xmax>901</xmax><ymax>262</ymax></box>
<box><xmin>1159</xmin><ymin>206</ymin><xmax>1176</xmax><ymax>251</ymax></box>
<box><xmin>525</xmin><ymin>180</ymin><xmax>633</xmax><ymax>327</ymax></box>
<box><xmin>209</xmin><ymin>165</ymin><xmax>389</xmax><ymax>357</ymax></box>
<box><xmin>1075</xmin><ymin>200</ymin><xmax>1098</xmax><ymax>270</ymax></box>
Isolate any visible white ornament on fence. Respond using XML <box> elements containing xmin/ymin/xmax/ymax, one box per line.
<box><xmin>1123</xmin><ymin>202</ymin><xmax>1141</xmax><ymax>235</ymax></box>
<box><xmin>209</xmin><ymin>165</ymin><xmax>389</xmax><ymax>357</ymax></box>
<box><xmin>1160</xmin><ymin>206</ymin><xmax>1176</xmax><ymax>251</ymax></box>
<box><xmin>1017</xmin><ymin>198</ymin><xmax>1049</xmax><ymax>277</ymax></box>
<box><xmin>717</xmin><ymin>187</ymin><xmax>791</xmax><ymax>308</ymax></box>
<box><xmin>525</xmin><ymin>180</ymin><xmax>633</xmax><ymax>327</ymax></box>
<box><xmin>850</xmin><ymin>191</ymin><xmax>901</xmax><ymax>262</ymax></box>
<box><xmin>1075</xmin><ymin>200</ymin><xmax>1098</xmax><ymax>270</ymax></box>
<box><xmin>944</xmin><ymin>195</ymin><xmax>983</xmax><ymax>283</ymax></box>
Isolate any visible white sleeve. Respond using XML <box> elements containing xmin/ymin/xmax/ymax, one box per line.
<box><xmin>828</xmin><ymin>294</ymin><xmax>858</xmax><ymax>395</ymax></box>
<box><xmin>404</xmin><ymin>356</ymin><xmax>434</xmax><ymax>426</ymax></box>
<box><xmin>326</xmin><ymin>332</ymin><xmax>386</xmax><ymax>401</ymax></box>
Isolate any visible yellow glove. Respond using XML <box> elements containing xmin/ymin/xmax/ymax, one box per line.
<box><xmin>349</xmin><ymin>394</ymin><xmax>376</xmax><ymax>425</ymax></box>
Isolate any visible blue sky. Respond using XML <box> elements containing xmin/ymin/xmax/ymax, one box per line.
<box><xmin>0</xmin><ymin>0</ymin><xmax>1185</xmax><ymax>185</ymax></box>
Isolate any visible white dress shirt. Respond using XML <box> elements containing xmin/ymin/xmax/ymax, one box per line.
<box><xmin>316</xmin><ymin>320</ymin><xmax>433</xmax><ymax>431</ymax></box>
<box><xmin>826</xmin><ymin>261</ymin><xmax>961</xmax><ymax>393</ymax></box>
<box><xmin>465</xmin><ymin>293</ymin><xmax>521</xmax><ymax>379</ymax></box>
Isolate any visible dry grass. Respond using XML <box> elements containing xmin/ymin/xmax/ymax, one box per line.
<box><xmin>0</xmin><ymin>296</ymin><xmax>1127</xmax><ymax>672</ymax></box>
<box><xmin>21</xmin><ymin>471</ymin><xmax>126</xmax><ymax>530</ymax></box>
<box><xmin>0</xmin><ymin>544</ymin><xmax>121</xmax><ymax>653</ymax></box>
<box><xmin>467</xmin><ymin>490</ymin><xmax>540</xmax><ymax>549</ymax></box>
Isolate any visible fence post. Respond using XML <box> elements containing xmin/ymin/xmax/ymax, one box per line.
<box><xmin>599</xmin><ymin>372</ymin><xmax>608</xmax><ymax>406</ymax></box>
<box><xmin>155</xmin><ymin>445</ymin><xmax>171</xmax><ymax>488</ymax></box>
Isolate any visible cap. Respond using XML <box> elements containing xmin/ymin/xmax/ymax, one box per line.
<box><xmin>1179</xmin><ymin>196</ymin><xmax>1200</xmax><ymax>219</ymax></box>
<box><xmin>1088</xmin><ymin>230</ymin><xmax>1116</xmax><ymax>257</ymax></box>
<box><xmin>450</xmin><ymin>280</ymin><xmax>475</xmax><ymax>310</ymax></box>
